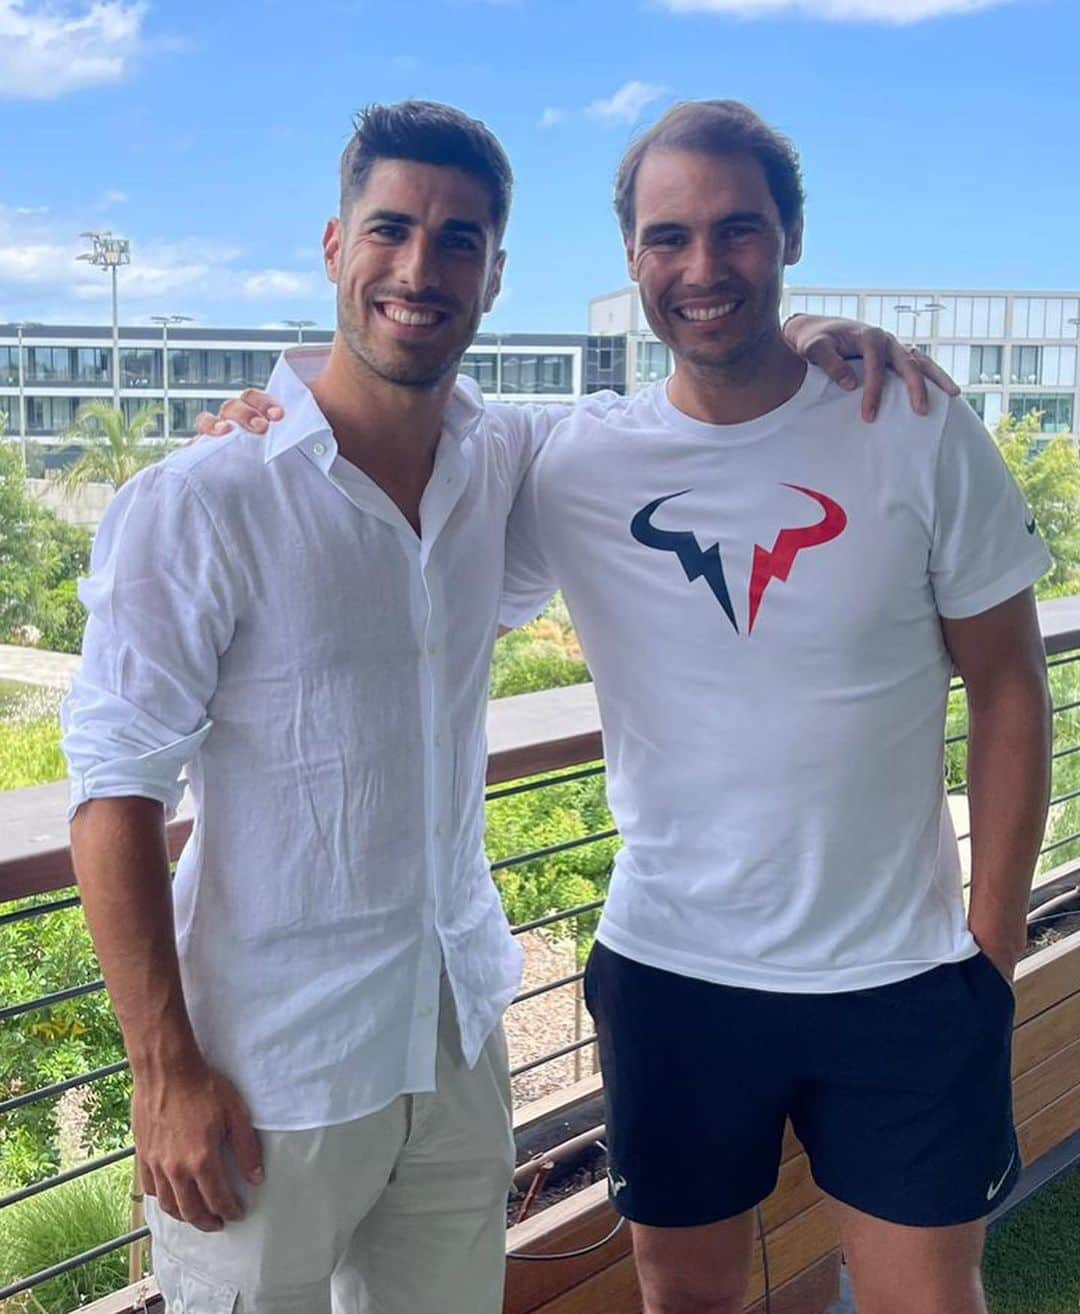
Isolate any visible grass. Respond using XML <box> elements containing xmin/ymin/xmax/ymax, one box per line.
<box><xmin>984</xmin><ymin>1165</ymin><xmax>1080</xmax><ymax>1313</ymax></box>
<box><xmin>0</xmin><ymin>1162</ymin><xmax>141</xmax><ymax>1314</ymax></box>
<box><xmin>0</xmin><ymin>684</ymin><xmax>64</xmax><ymax>793</ymax></box>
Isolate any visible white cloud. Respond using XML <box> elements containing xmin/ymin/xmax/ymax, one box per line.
<box><xmin>100</xmin><ymin>189</ymin><xmax>128</xmax><ymax>207</ymax></box>
<box><xmin>0</xmin><ymin>0</ymin><xmax>150</xmax><ymax>100</ymax></box>
<box><xmin>0</xmin><ymin>205</ymin><xmax>329</xmax><ymax>321</ymax></box>
<box><xmin>585</xmin><ymin>81</ymin><xmax>667</xmax><ymax>125</ymax></box>
<box><xmin>241</xmin><ymin>270</ymin><xmax>321</xmax><ymax>300</ymax></box>
<box><xmin>539</xmin><ymin>107</ymin><xmax>567</xmax><ymax>128</ymax></box>
<box><xmin>656</xmin><ymin>0</ymin><xmax>1018</xmax><ymax>23</ymax></box>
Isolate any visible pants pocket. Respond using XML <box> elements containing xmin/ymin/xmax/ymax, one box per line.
<box><xmin>152</xmin><ymin>1239</ymin><xmax>239</xmax><ymax>1314</ymax></box>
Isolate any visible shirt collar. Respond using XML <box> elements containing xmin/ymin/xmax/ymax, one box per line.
<box><xmin>262</xmin><ymin>345</ymin><xmax>488</xmax><ymax>469</ymax></box>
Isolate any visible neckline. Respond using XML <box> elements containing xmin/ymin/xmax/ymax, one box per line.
<box><xmin>654</xmin><ymin>364</ymin><xmax>831</xmax><ymax>447</ymax></box>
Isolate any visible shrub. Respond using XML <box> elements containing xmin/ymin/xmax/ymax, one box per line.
<box><xmin>0</xmin><ymin>1161</ymin><xmax>141</xmax><ymax>1314</ymax></box>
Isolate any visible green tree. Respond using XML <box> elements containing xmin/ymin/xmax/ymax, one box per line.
<box><xmin>0</xmin><ymin>443</ymin><xmax>91</xmax><ymax>651</ymax></box>
<box><xmin>58</xmin><ymin>401</ymin><xmax>167</xmax><ymax>493</ymax></box>
<box><xmin>994</xmin><ymin>410</ymin><xmax>1080</xmax><ymax>597</ymax></box>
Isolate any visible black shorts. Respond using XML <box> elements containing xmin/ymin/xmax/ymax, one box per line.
<box><xmin>584</xmin><ymin>939</ymin><xmax>1019</xmax><ymax>1229</ymax></box>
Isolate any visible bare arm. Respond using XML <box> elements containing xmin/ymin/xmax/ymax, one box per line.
<box><xmin>941</xmin><ymin>589</ymin><xmax>1051</xmax><ymax>980</ymax></box>
<box><xmin>71</xmin><ymin>797</ymin><xmax>263</xmax><ymax>1231</ymax></box>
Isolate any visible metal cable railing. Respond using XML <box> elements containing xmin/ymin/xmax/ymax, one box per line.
<box><xmin>4</xmin><ymin>631</ymin><xmax>1080</xmax><ymax>1310</ymax></box>
<box><xmin>0</xmin><ymin>756</ymin><xmax>617</xmax><ymax>1308</ymax></box>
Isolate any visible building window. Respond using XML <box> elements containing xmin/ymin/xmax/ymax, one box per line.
<box><xmin>0</xmin><ymin>347</ymin><xmax>18</xmax><ymax>385</ymax></box>
<box><xmin>790</xmin><ymin>293</ymin><xmax>859</xmax><ymax>321</ymax></box>
<box><xmin>1008</xmin><ymin>393</ymin><xmax>1074</xmax><ymax>434</ymax></box>
<box><xmin>458</xmin><ymin>353</ymin><xmax>498</xmax><ymax>392</ymax></box>
<box><xmin>170</xmin><ymin>397</ymin><xmax>217</xmax><ymax>436</ymax></box>
<box><xmin>121</xmin><ymin>397</ymin><xmax>164</xmax><ymax>435</ymax></box>
<box><xmin>586</xmin><ymin>336</ymin><xmax>627</xmax><ymax>394</ymax></box>
<box><xmin>963</xmin><ymin>393</ymin><xmax>986</xmax><ymax>420</ymax></box>
<box><xmin>1011</xmin><ymin>345</ymin><xmax>1041</xmax><ymax>385</ymax></box>
<box><xmin>120</xmin><ymin>348</ymin><xmax>163</xmax><ymax>388</ymax></box>
<box><xmin>969</xmin><ymin>345</ymin><xmax>1003</xmax><ymax>385</ymax></box>
<box><xmin>1013</xmin><ymin>297</ymin><xmax>1080</xmax><ymax>340</ymax></box>
<box><xmin>500</xmin><ymin>353</ymin><xmax>573</xmax><ymax>395</ymax></box>
<box><xmin>26</xmin><ymin>346</ymin><xmax>111</xmax><ymax>385</ymax></box>
<box><xmin>636</xmin><ymin>340</ymin><xmax>671</xmax><ymax>385</ymax></box>
<box><xmin>27</xmin><ymin>395</ymin><xmax>94</xmax><ymax>433</ymax></box>
<box><xmin>168</xmin><ymin>349</ymin><xmax>278</xmax><ymax>388</ymax></box>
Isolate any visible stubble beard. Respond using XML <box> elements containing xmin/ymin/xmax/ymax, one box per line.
<box><xmin>337</xmin><ymin>292</ymin><xmax>475</xmax><ymax>391</ymax></box>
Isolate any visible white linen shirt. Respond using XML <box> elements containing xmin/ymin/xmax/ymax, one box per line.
<box><xmin>63</xmin><ymin>348</ymin><xmax>548</xmax><ymax>1129</ymax></box>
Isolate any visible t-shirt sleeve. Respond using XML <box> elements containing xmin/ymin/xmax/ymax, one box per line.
<box><xmin>499</xmin><ymin>438</ymin><xmax>560</xmax><ymax>630</ymax></box>
<box><xmin>929</xmin><ymin>396</ymin><xmax>1052</xmax><ymax>619</ymax></box>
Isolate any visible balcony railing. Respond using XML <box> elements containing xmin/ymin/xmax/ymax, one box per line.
<box><xmin>2</xmin><ymin>598</ymin><xmax>1080</xmax><ymax>1312</ymax></box>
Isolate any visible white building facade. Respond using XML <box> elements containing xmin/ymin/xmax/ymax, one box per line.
<box><xmin>589</xmin><ymin>286</ymin><xmax>1080</xmax><ymax>435</ymax></box>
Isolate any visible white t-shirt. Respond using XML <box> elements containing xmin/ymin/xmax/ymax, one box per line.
<box><xmin>501</xmin><ymin>365</ymin><xmax>1051</xmax><ymax>993</ymax></box>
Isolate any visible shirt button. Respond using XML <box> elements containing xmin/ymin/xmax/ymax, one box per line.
<box><xmin>428</xmin><ymin>642</ymin><xmax>438</xmax><ymax>654</ymax></box>
<box><xmin>418</xmin><ymin>1006</ymin><xmax>434</xmax><ymax>1018</ymax></box>
<box><xmin>434</xmin><ymin>733</ymin><xmax>443</xmax><ymax>748</ymax></box>
<box><xmin>435</xmin><ymin>823</ymin><xmax>444</xmax><ymax>837</ymax></box>
<box><xmin>313</xmin><ymin>442</ymin><xmax>326</xmax><ymax>456</ymax></box>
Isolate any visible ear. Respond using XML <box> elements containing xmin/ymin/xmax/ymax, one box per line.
<box><xmin>625</xmin><ymin>236</ymin><xmax>639</xmax><ymax>284</ymax></box>
<box><xmin>783</xmin><ymin>215</ymin><xmax>804</xmax><ymax>267</ymax></box>
<box><xmin>323</xmin><ymin>217</ymin><xmax>343</xmax><ymax>283</ymax></box>
<box><xmin>483</xmin><ymin>248</ymin><xmax>506</xmax><ymax>313</ymax></box>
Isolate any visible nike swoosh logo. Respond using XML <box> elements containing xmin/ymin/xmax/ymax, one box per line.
<box><xmin>1026</xmin><ymin>517</ymin><xmax>1037</xmax><ymax>535</ymax></box>
<box><xmin>987</xmin><ymin>1150</ymin><xmax>1016</xmax><ymax>1201</ymax></box>
<box><xmin>609</xmin><ymin>1171</ymin><xmax>627</xmax><ymax>1197</ymax></box>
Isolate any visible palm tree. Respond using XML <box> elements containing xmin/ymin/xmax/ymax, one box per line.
<box><xmin>57</xmin><ymin>401</ymin><xmax>169</xmax><ymax>493</ymax></box>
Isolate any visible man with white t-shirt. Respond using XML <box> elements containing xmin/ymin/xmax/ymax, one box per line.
<box><xmin>497</xmin><ymin>102</ymin><xmax>1052</xmax><ymax>1314</ymax></box>
<box><xmin>65</xmin><ymin>99</ymin><xmax>939</xmax><ymax>1314</ymax></box>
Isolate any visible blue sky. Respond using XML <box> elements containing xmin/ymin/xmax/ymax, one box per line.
<box><xmin>1</xmin><ymin>0</ymin><xmax>1077</xmax><ymax>334</ymax></box>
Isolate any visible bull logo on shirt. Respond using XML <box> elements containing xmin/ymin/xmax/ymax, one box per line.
<box><xmin>630</xmin><ymin>485</ymin><xmax>848</xmax><ymax>635</ymax></box>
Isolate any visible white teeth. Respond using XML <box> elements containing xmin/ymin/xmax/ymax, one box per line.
<box><xmin>382</xmin><ymin>305</ymin><xmax>441</xmax><ymax>326</ymax></box>
<box><xmin>678</xmin><ymin>301</ymin><xmax>738</xmax><ymax>322</ymax></box>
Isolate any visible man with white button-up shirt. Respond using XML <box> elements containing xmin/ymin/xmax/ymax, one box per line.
<box><xmin>63</xmin><ymin>102</ymin><xmax>547</xmax><ymax>1314</ymax></box>
<box><xmin>65</xmin><ymin>92</ymin><xmax>951</xmax><ymax>1314</ymax></box>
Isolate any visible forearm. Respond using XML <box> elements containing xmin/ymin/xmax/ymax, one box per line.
<box><xmin>70</xmin><ymin>797</ymin><xmax>202</xmax><ymax>1079</ymax></box>
<box><xmin>965</xmin><ymin>673</ymin><xmax>1052</xmax><ymax>961</ymax></box>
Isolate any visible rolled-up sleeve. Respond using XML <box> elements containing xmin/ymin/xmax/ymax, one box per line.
<box><xmin>62</xmin><ymin>461</ymin><xmax>242</xmax><ymax>821</ymax></box>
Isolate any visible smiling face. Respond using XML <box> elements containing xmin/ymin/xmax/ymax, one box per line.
<box><xmin>324</xmin><ymin>157</ymin><xmax>505</xmax><ymax>389</ymax></box>
<box><xmin>627</xmin><ymin>148</ymin><xmax>802</xmax><ymax>375</ymax></box>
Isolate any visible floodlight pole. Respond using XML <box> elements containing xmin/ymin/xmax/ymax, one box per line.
<box><xmin>284</xmin><ymin>318</ymin><xmax>316</xmax><ymax>345</ymax></box>
<box><xmin>151</xmin><ymin>315</ymin><xmax>193</xmax><ymax>441</ymax></box>
<box><xmin>77</xmin><ymin>231</ymin><xmax>131</xmax><ymax>409</ymax></box>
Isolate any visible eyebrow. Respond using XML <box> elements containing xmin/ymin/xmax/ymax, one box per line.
<box><xmin>361</xmin><ymin>209</ymin><xmax>485</xmax><ymax>238</ymax></box>
<box><xmin>640</xmin><ymin>211</ymin><xmax>769</xmax><ymax>241</ymax></box>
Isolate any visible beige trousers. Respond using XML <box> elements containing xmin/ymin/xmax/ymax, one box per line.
<box><xmin>146</xmin><ymin>981</ymin><xmax>514</xmax><ymax>1314</ymax></box>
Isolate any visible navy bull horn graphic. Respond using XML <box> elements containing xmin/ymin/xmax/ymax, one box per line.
<box><xmin>630</xmin><ymin>485</ymin><xmax>848</xmax><ymax>634</ymax></box>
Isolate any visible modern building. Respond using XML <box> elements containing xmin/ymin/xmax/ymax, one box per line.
<box><xmin>589</xmin><ymin>286</ymin><xmax>1080</xmax><ymax>435</ymax></box>
<box><xmin>0</xmin><ymin>324</ymin><xmax>625</xmax><ymax>444</ymax></box>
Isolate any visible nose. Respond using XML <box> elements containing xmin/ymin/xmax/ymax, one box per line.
<box><xmin>683</xmin><ymin>236</ymin><xmax>729</xmax><ymax>290</ymax></box>
<box><xmin>395</xmin><ymin>231</ymin><xmax>441</xmax><ymax>295</ymax></box>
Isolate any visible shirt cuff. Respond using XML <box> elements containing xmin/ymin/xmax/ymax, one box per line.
<box><xmin>66</xmin><ymin>723</ymin><xmax>212</xmax><ymax>822</ymax></box>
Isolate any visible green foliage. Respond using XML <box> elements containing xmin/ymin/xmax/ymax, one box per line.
<box><xmin>0</xmin><ymin>444</ymin><xmax>91</xmax><ymax>654</ymax></box>
<box><xmin>488</xmin><ymin>768</ymin><xmax>619</xmax><ymax>956</ymax></box>
<box><xmin>58</xmin><ymin>401</ymin><xmax>168</xmax><ymax>493</ymax></box>
<box><xmin>945</xmin><ymin>655</ymin><xmax>1080</xmax><ymax>877</ymax></box>
<box><xmin>491</xmin><ymin>596</ymin><xmax>590</xmax><ymax>699</ymax></box>
<box><xmin>0</xmin><ymin>893</ymin><xmax>128</xmax><ymax>1195</ymax></box>
<box><xmin>0</xmin><ymin>1161</ymin><xmax>141</xmax><ymax>1314</ymax></box>
<box><xmin>995</xmin><ymin>411</ymin><xmax>1080</xmax><ymax>597</ymax></box>
<box><xmin>0</xmin><ymin>686</ymin><xmax>65</xmax><ymax>793</ymax></box>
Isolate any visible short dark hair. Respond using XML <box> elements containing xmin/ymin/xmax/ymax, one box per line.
<box><xmin>614</xmin><ymin>100</ymin><xmax>804</xmax><ymax>240</ymax></box>
<box><xmin>340</xmin><ymin>100</ymin><xmax>513</xmax><ymax>239</ymax></box>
